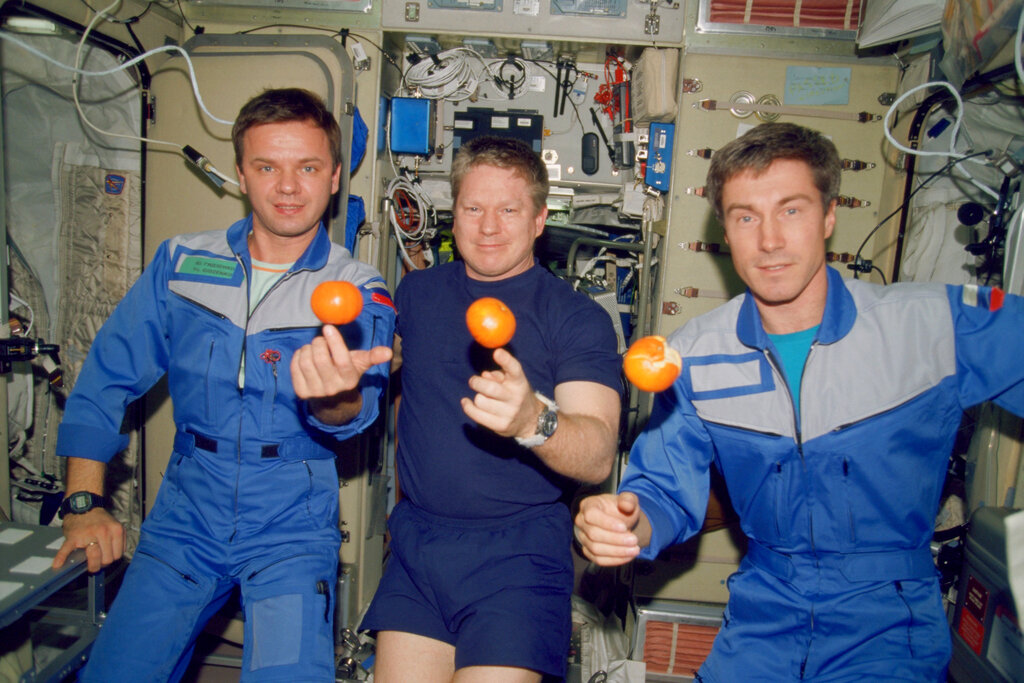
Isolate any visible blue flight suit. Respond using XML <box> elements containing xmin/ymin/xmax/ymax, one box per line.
<box><xmin>622</xmin><ymin>267</ymin><xmax>1024</xmax><ymax>681</ymax></box>
<box><xmin>57</xmin><ymin>216</ymin><xmax>395</xmax><ymax>681</ymax></box>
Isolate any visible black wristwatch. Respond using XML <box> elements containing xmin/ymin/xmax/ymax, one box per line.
<box><xmin>58</xmin><ymin>491</ymin><xmax>108</xmax><ymax>520</ymax></box>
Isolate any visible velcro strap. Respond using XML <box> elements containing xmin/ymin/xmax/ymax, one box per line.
<box><xmin>173</xmin><ymin>430</ymin><xmax>211</xmax><ymax>454</ymax></box>
<box><xmin>190</xmin><ymin>431</ymin><xmax>218</xmax><ymax>453</ymax></box>
<box><xmin>172</xmin><ymin>430</ymin><xmax>334</xmax><ymax>461</ymax></box>
<box><xmin>747</xmin><ymin>540</ymin><xmax>936</xmax><ymax>583</ymax></box>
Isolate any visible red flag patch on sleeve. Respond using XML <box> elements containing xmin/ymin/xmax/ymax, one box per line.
<box><xmin>371</xmin><ymin>291</ymin><xmax>396</xmax><ymax>311</ymax></box>
<box><xmin>962</xmin><ymin>284</ymin><xmax>1005</xmax><ymax>311</ymax></box>
<box><xmin>990</xmin><ymin>287</ymin><xmax>1005</xmax><ymax>311</ymax></box>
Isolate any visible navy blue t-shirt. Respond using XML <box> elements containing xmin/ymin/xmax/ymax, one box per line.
<box><xmin>395</xmin><ymin>261</ymin><xmax>622</xmax><ymax>519</ymax></box>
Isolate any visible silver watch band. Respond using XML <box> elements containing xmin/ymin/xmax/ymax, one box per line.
<box><xmin>515</xmin><ymin>392</ymin><xmax>558</xmax><ymax>448</ymax></box>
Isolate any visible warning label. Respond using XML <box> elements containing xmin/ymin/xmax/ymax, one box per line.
<box><xmin>958</xmin><ymin>575</ymin><xmax>989</xmax><ymax>655</ymax></box>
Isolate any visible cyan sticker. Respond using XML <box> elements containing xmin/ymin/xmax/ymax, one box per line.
<box><xmin>178</xmin><ymin>255</ymin><xmax>238</xmax><ymax>279</ymax></box>
<box><xmin>169</xmin><ymin>246</ymin><xmax>244</xmax><ymax>287</ymax></box>
<box><xmin>104</xmin><ymin>174</ymin><xmax>125</xmax><ymax>195</ymax></box>
<box><xmin>784</xmin><ymin>66</ymin><xmax>851</xmax><ymax>106</ymax></box>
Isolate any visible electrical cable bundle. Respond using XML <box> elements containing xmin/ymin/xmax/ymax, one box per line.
<box><xmin>0</xmin><ymin>0</ymin><xmax>238</xmax><ymax>186</ymax></box>
<box><xmin>385</xmin><ymin>173</ymin><xmax>436</xmax><ymax>270</ymax></box>
<box><xmin>882</xmin><ymin>81</ymin><xmax>999</xmax><ymax>203</ymax></box>
<box><xmin>403</xmin><ymin>47</ymin><xmax>482</xmax><ymax>102</ymax></box>
<box><xmin>594</xmin><ymin>52</ymin><xmax>628</xmax><ymax>121</ymax></box>
<box><xmin>489</xmin><ymin>56</ymin><xmax>530</xmax><ymax>100</ymax></box>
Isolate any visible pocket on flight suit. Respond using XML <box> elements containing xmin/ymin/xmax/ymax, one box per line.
<box><xmin>147</xmin><ymin>451</ymin><xmax>184</xmax><ymax>518</ymax></box>
<box><xmin>301</xmin><ymin>457</ymin><xmax>340</xmax><ymax>528</ymax></box>
<box><xmin>250</xmin><ymin>593</ymin><xmax>303</xmax><ymax>670</ymax></box>
<box><xmin>244</xmin><ymin>551</ymin><xmax>336</xmax><ymax>676</ymax></box>
<box><xmin>240</xmin><ymin>456</ymin><xmax>338</xmax><ymax>532</ymax></box>
<box><xmin>885</xmin><ymin>577</ymin><xmax>950</xmax><ymax>663</ymax></box>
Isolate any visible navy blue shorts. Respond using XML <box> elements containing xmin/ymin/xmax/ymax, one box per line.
<box><xmin>361</xmin><ymin>499</ymin><xmax>574</xmax><ymax>678</ymax></box>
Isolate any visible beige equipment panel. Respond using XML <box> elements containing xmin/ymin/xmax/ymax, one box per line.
<box><xmin>658</xmin><ymin>52</ymin><xmax>900</xmax><ymax>339</ymax></box>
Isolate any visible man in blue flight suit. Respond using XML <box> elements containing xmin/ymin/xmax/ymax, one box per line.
<box><xmin>51</xmin><ymin>88</ymin><xmax>395</xmax><ymax>681</ymax></box>
<box><xmin>575</xmin><ymin>122</ymin><xmax>1024</xmax><ymax>681</ymax></box>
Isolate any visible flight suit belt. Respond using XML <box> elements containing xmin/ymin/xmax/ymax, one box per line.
<box><xmin>174</xmin><ymin>429</ymin><xmax>335</xmax><ymax>461</ymax></box>
<box><xmin>747</xmin><ymin>539</ymin><xmax>936</xmax><ymax>583</ymax></box>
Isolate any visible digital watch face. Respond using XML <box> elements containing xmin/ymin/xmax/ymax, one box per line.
<box><xmin>69</xmin><ymin>492</ymin><xmax>93</xmax><ymax>512</ymax></box>
<box><xmin>60</xmin><ymin>491</ymin><xmax>103</xmax><ymax>518</ymax></box>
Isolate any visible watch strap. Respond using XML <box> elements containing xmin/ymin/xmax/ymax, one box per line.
<box><xmin>58</xmin><ymin>491</ymin><xmax>108</xmax><ymax>519</ymax></box>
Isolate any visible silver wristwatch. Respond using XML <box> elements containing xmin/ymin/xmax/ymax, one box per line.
<box><xmin>515</xmin><ymin>392</ymin><xmax>558</xmax><ymax>448</ymax></box>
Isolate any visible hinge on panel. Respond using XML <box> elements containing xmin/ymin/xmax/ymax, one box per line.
<box><xmin>681</xmin><ymin>78</ymin><xmax>703</xmax><ymax>94</ymax></box>
<box><xmin>645</xmin><ymin>5</ymin><xmax>660</xmax><ymax>35</ymax></box>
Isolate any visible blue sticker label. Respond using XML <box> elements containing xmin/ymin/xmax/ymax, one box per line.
<box><xmin>105</xmin><ymin>174</ymin><xmax>126</xmax><ymax>195</ymax></box>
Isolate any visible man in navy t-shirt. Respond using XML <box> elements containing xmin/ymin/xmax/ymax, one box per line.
<box><xmin>362</xmin><ymin>136</ymin><xmax>623</xmax><ymax>682</ymax></box>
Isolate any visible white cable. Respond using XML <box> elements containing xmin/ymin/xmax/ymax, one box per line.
<box><xmin>574</xmin><ymin>249</ymin><xmax>610</xmax><ymax>290</ymax></box>
<box><xmin>485</xmin><ymin>56</ymin><xmax>531</xmax><ymax>100</ymax></box>
<box><xmin>1003</xmin><ymin>199</ymin><xmax>1024</xmax><ymax>294</ymax></box>
<box><xmin>403</xmin><ymin>47</ymin><xmax>481</xmax><ymax>102</ymax></box>
<box><xmin>394</xmin><ymin>232</ymin><xmax>418</xmax><ymax>270</ymax></box>
<box><xmin>883</xmin><ymin>82</ymin><xmax>965</xmax><ymax>159</ymax></box>
<box><xmin>0</xmin><ymin>30</ymin><xmax>226</xmax><ymax>126</ymax></box>
<box><xmin>8</xmin><ymin>292</ymin><xmax>34</xmax><ymax>335</ymax></box>
<box><xmin>385</xmin><ymin>173</ymin><xmax>436</xmax><ymax>270</ymax></box>
<box><xmin>207</xmin><ymin>165</ymin><xmax>238</xmax><ymax>186</ymax></box>
<box><xmin>1016</xmin><ymin>3</ymin><xmax>1024</xmax><ymax>89</ymax></box>
<box><xmin>0</xmin><ymin>7</ymin><xmax>234</xmax><ymax>155</ymax></box>
<box><xmin>386</xmin><ymin>174</ymin><xmax>435</xmax><ymax>242</ymax></box>
<box><xmin>75</xmin><ymin>2</ymin><xmax>232</xmax><ymax>125</ymax></box>
<box><xmin>883</xmin><ymin>81</ymin><xmax>999</xmax><ymax>201</ymax></box>
<box><xmin>641</xmin><ymin>193</ymin><xmax>664</xmax><ymax>224</ymax></box>
<box><xmin>8</xmin><ymin>429</ymin><xmax>28</xmax><ymax>461</ymax></box>
<box><xmin>384</xmin><ymin>108</ymin><xmax>402</xmax><ymax>179</ymax></box>
<box><xmin>64</xmin><ymin>3</ymin><xmax>236</xmax><ymax>188</ymax></box>
<box><xmin>381</xmin><ymin>207</ymin><xmax>416</xmax><ymax>271</ymax></box>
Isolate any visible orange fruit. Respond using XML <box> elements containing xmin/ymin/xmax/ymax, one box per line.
<box><xmin>466</xmin><ymin>297</ymin><xmax>516</xmax><ymax>348</ymax></box>
<box><xmin>623</xmin><ymin>335</ymin><xmax>682</xmax><ymax>393</ymax></box>
<box><xmin>311</xmin><ymin>281</ymin><xmax>363</xmax><ymax>325</ymax></box>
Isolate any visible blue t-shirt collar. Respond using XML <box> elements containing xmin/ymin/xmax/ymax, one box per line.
<box><xmin>459</xmin><ymin>257</ymin><xmax>542</xmax><ymax>296</ymax></box>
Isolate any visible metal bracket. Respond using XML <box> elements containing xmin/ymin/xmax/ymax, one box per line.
<box><xmin>645</xmin><ymin>5</ymin><xmax>661</xmax><ymax>35</ymax></box>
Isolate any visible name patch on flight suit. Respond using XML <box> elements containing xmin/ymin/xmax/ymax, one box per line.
<box><xmin>170</xmin><ymin>250</ymin><xmax>244</xmax><ymax>287</ymax></box>
<box><xmin>685</xmin><ymin>352</ymin><xmax>774</xmax><ymax>400</ymax></box>
<box><xmin>179</xmin><ymin>256</ymin><xmax>238</xmax><ymax>278</ymax></box>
